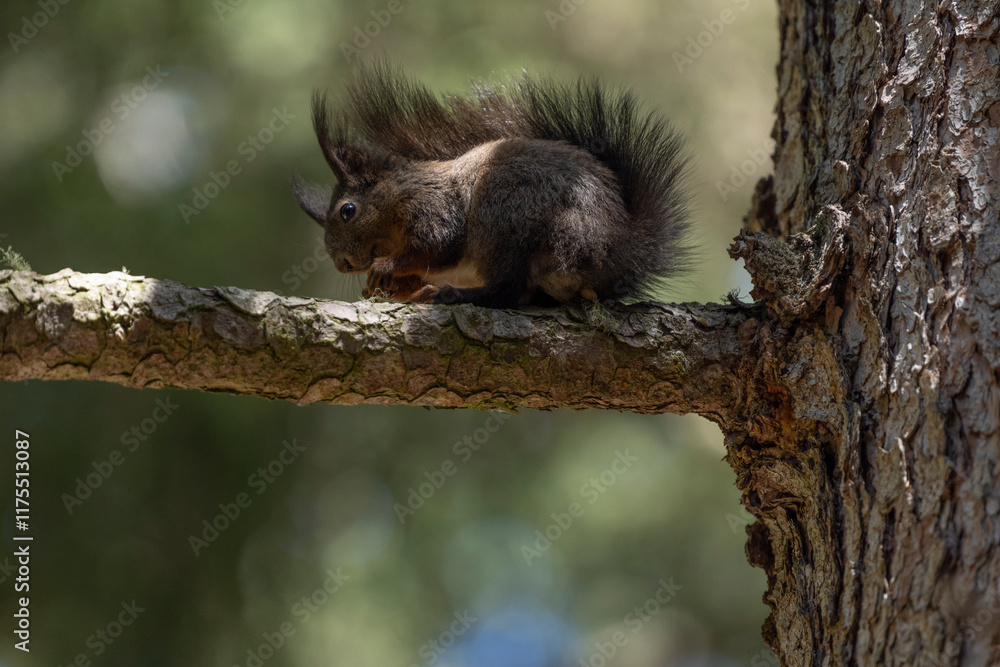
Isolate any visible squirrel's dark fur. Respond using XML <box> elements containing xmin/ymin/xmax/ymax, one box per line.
<box><xmin>293</xmin><ymin>61</ymin><xmax>691</xmax><ymax>308</ymax></box>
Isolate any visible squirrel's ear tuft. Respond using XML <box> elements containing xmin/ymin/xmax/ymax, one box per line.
<box><xmin>290</xmin><ymin>175</ymin><xmax>330</xmax><ymax>226</ymax></box>
<box><xmin>328</xmin><ymin>144</ymin><xmax>382</xmax><ymax>188</ymax></box>
<box><xmin>312</xmin><ymin>90</ymin><xmax>387</xmax><ymax>189</ymax></box>
<box><xmin>312</xmin><ymin>91</ymin><xmax>350</xmax><ymax>184</ymax></box>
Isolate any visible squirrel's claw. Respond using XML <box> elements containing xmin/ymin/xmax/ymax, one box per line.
<box><xmin>363</xmin><ymin>265</ymin><xmax>394</xmax><ymax>298</ymax></box>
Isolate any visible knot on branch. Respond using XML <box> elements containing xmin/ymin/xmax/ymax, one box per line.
<box><xmin>729</xmin><ymin>203</ymin><xmax>869</xmax><ymax>323</ymax></box>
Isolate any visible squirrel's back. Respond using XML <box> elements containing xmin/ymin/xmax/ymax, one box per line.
<box><xmin>321</xmin><ymin>61</ymin><xmax>692</xmax><ymax>300</ymax></box>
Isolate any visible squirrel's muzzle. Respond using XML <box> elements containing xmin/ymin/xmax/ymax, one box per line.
<box><xmin>334</xmin><ymin>255</ymin><xmax>356</xmax><ymax>273</ymax></box>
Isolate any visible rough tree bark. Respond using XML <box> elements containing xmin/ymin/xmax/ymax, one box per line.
<box><xmin>0</xmin><ymin>268</ymin><xmax>748</xmax><ymax>417</ymax></box>
<box><xmin>727</xmin><ymin>1</ymin><xmax>1000</xmax><ymax>665</ymax></box>
<box><xmin>1</xmin><ymin>2</ymin><xmax>996</xmax><ymax>665</ymax></box>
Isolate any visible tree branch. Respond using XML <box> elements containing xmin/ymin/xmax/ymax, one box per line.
<box><xmin>0</xmin><ymin>269</ymin><xmax>752</xmax><ymax>420</ymax></box>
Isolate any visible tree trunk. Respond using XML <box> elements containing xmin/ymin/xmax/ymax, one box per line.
<box><xmin>726</xmin><ymin>1</ymin><xmax>1000</xmax><ymax>664</ymax></box>
<box><xmin>1</xmin><ymin>2</ymin><xmax>996</xmax><ymax>665</ymax></box>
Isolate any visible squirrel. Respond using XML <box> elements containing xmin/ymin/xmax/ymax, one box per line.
<box><xmin>292</xmin><ymin>61</ymin><xmax>692</xmax><ymax>309</ymax></box>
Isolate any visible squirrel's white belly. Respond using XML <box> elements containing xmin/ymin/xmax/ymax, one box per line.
<box><xmin>424</xmin><ymin>259</ymin><xmax>483</xmax><ymax>288</ymax></box>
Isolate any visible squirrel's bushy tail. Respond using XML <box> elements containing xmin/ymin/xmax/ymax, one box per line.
<box><xmin>324</xmin><ymin>61</ymin><xmax>693</xmax><ymax>298</ymax></box>
<box><xmin>509</xmin><ymin>77</ymin><xmax>693</xmax><ymax>297</ymax></box>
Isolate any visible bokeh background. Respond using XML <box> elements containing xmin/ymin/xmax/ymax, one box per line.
<box><xmin>0</xmin><ymin>0</ymin><xmax>777</xmax><ymax>665</ymax></box>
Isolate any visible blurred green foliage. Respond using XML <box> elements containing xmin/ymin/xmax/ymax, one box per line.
<box><xmin>0</xmin><ymin>0</ymin><xmax>776</xmax><ymax>665</ymax></box>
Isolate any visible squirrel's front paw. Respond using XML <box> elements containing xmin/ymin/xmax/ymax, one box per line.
<box><xmin>363</xmin><ymin>269</ymin><xmax>392</xmax><ymax>299</ymax></box>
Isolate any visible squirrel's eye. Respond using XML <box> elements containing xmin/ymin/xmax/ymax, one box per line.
<box><xmin>339</xmin><ymin>202</ymin><xmax>356</xmax><ymax>222</ymax></box>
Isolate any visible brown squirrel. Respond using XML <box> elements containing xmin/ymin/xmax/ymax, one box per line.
<box><xmin>293</xmin><ymin>61</ymin><xmax>691</xmax><ymax>308</ymax></box>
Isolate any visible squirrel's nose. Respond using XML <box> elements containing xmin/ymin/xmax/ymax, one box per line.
<box><xmin>334</xmin><ymin>256</ymin><xmax>353</xmax><ymax>273</ymax></box>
